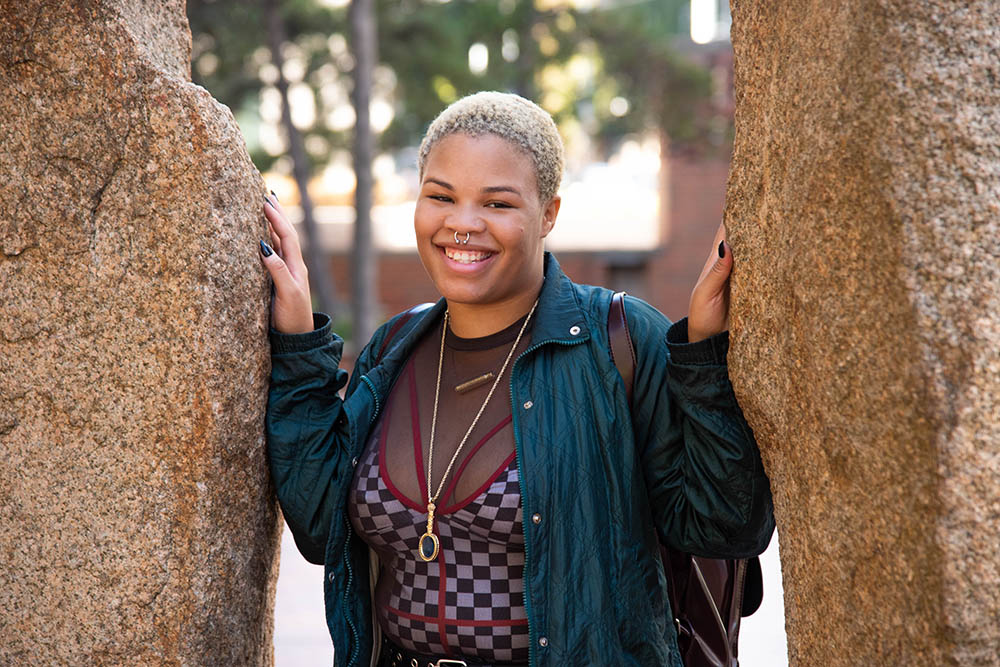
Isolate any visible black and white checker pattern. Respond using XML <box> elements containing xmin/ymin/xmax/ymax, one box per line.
<box><xmin>348</xmin><ymin>440</ymin><xmax>529</xmax><ymax>663</ymax></box>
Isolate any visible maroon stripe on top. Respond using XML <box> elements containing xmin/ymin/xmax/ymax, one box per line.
<box><xmin>387</xmin><ymin>605</ymin><xmax>529</xmax><ymax>628</ymax></box>
<box><xmin>377</xmin><ymin>400</ymin><xmax>424</xmax><ymax>512</ymax></box>
<box><xmin>441</xmin><ymin>453</ymin><xmax>516</xmax><ymax>515</ymax></box>
<box><xmin>382</xmin><ymin>359</ymin><xmax>515</xmax><ymax>513</ymax></box>
<box><xmin>440</xmin><ymin>414</ymin><xmax>513</xmax><ymax>509</ymax></box>
<box><xmin>408</xmin><ymin>363</ymin><xmax>429</xmax><ymax>506</ymax></box>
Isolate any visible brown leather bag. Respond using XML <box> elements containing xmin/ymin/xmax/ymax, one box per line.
<box><xmin>608</xmin><ymin>292</ymin><xmax>763</xmax><ymax>667</ymax></box>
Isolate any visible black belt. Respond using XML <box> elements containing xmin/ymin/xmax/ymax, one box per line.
<box><xmin>377</xmin><ymin>637</ymin><xmax>528</xmax><ymax>667</ymax></box>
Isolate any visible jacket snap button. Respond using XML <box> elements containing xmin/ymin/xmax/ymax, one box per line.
<box><xmin>523</xmin><ymin>400</ymin><xmax>533</xmax><ymax>410</ymax></box>
<box><xmin>539</xmin><ymin>636</ymin><xmax>548</xmax><ymax>647</ymax></box>
<box><xmin>351</xmin><ymin>456</ymin><xmax>358</xmax><ymax>467</ymax></box>
<box><xmin>569</xmin><ymin>325</ymin><xmax>581</xmax><ymax>336</ymax></box>
<box><xmin>328</xmin><ymin>572</ymin><xmax>335</xmax><ymax>583</ymax></box>
<box><xmin>532</xmin><ymin>513</ymin><xmax>542</xmax><ymax>524</ymax></box>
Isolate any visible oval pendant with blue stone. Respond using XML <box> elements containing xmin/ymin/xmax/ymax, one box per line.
<box><xmin>418</xmin><ymin>532</ymin><xmax>439</xmax><ymax>562</ymax></box>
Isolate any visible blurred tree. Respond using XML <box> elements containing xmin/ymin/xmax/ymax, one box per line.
<box><xmin>185</xmin><ymin>0</ymin><xmax>722</xmax><ymax>335</ymax></box>
<box><xmin>264</xmin><ymin>0</ymin><xmax>340</xmax><ymax>319</ymax></box>
<box><xmin>374</xmin><ymin>0</ymin><xmax>570</xmax><ymax>149</ymax></box>
<box><xmin>373</xmin><ymin>1</ymin><xmax>721</xmax><ymax>160</ymax></box>
<box><xmin>349</xmin><ymin>0</ymin><xmax>378</xmax><ymax>346</ymax></box>
<box><xmin>188</xmin><ymin>0</ymin><xmax>342</xmax><ymax>320</ymax></box>
<box><xmin>187</xmin><ymin>0</ymin><xmax>721</xmax><ymax>166</ymax></box>
<box><xmin>188</xmin><ymin>0</ymin><xmax>346</xmax><ymax>172</ymax></box>
<box><xmin>577</xmin><ymin>1</ymin><xmax>718</xmax><ymax>156</ymax></box>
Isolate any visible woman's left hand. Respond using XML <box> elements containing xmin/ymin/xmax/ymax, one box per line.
<box><xmin>687</xmin><ymin>222</ymin><xmax>732</xmax><ymax>343</ymax></box>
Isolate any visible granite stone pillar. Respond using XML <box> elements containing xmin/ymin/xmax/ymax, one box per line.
<box><xmin>0</xmin><ymin>1</ymin><xmax>279</xmax><ymax>663</ymax></box>
<box><xmin>726</xmin><ymin>2</ymin><xmax>1000</xmax><ymax>665</ymax></box>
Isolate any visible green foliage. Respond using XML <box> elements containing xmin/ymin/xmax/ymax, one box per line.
<box><xmin>186</xmin><ymin>0</ymin><xmax>724</xmax><ymax>171</ymax></box>
<box><xmin>188</xmin><ymin>0</ymin><xmax>349</xmax><ymax>173</ymax></box>
<box><xmin>376</xmin><ymin>0</ymin><xmax>579</xmax><ymax>150</ymax></box>
<box><xmin>577</xmin><ymin>1</ymin><xmax>717</xmax><ymax>151</ymax></box>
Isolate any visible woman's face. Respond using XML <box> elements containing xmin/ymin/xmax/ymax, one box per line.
<box><xmin>415</xmin><ymin>133</ymin><xmax>559</xmax><ymax>311</ymax></box>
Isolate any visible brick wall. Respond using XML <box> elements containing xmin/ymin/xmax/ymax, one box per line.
<box><xmin>646</xmin><ymin>154</ymin><xmax>733</xmax><ymax>321</ymax></box>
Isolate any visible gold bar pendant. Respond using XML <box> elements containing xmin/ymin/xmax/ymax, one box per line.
<box><xmin>454</xmin><ymin>372</ymin><xmax>495</xmax><ymax>394</ymax></box>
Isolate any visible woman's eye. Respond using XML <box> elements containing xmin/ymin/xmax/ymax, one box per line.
<box><xmin>428</xmin><ymin>194</ymin><xmax>452</xmax><ymax>202</ymax></box>
<box><xmin>486</xmin><ymin>201</ymin><xmax>513</xmax><ymax>209</ymax></box>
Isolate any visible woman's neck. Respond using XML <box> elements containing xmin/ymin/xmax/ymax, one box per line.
<box><xmin>446</xmin><ymin>288</ymin><xmax>542</xmax><ymax>338</ymax></box>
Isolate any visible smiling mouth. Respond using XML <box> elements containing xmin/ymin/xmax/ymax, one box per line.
<box><xmin>443</xmin><ymin>247</ymin><xmax>495</xmax><ymax>264</ymax></box>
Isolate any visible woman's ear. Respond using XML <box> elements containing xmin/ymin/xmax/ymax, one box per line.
<box><xmin>540</xmin><ymin>195</ymin><xmax>561</xmax><ymax>238</ymax></box>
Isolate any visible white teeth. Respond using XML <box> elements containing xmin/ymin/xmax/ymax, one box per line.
<box><xmin>445</xmin><ymin>247</ymin><xmax>492</xmax><ymax>264</ymax></box>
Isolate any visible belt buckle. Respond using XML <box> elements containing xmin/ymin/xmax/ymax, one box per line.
<box><xmin>433</xmin><ymin>660</ymin><xmax>468</xmax><ymax>667</ymax></box>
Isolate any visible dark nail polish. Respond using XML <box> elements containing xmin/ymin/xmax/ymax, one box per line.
<box><xmin>270</xmin><ymin>190</ymin><xmax>278</xmax><ymax>201</ymax></box>
<box><xmin>259</xmin><ymin>239</ymin><xmax>273</xmax><ymax>257</ymax></box>
<box><xmin>718</xmin><ymin>241</ymin><xmax>725</xmax><ymax>259</ymax></box>
<box><xmin>264</xmin><ymin>196</ymin><xmax>272</xmax><ymax>207</ymax></box>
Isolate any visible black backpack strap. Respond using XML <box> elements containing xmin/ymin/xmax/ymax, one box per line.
<box><xmin>741</xmin><ymin>550</ymin><xmax>764</xmax><ymax>616</ymax></box>
<box><xmin>608</xmin><ymin>292</ymin><xmax>636</xmax><ymax>404</ymax></box>
<box><xmin>375</xmin><ymin>302</ymin><xmax>433</xmax><ymax>365</ymax></box>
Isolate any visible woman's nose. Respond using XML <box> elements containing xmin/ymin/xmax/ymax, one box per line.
<box><xmin>446</xmin><ymin>204</ymin><xmax>486</xmax><ymax>233</ymax></box>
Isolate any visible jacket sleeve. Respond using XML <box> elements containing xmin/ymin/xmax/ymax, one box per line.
<box><xmin>626</xmin><ymin>297</ymin><xmax>775</xmax><ymax>559</ymax></box>
<box><xmin>266</xmin><ymin>312</ymin><xmax>384</xmax><ymax>564</ymax></box>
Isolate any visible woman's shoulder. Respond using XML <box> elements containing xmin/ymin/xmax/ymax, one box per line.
<box><xmin>360</xmin><ymin>301</ymin><xmax>441</xmax><ymax>369</ymax></box>
<box><xmin>565</xmin><ymin>280</ymin><xmax>673</xmax><ymax>336</ymax></box>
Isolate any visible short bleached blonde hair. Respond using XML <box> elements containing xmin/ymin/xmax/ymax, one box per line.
<box><xmin>417</xmin><ymin>91</ymin><xmax>564</xmax><ymax>204</ymax></box>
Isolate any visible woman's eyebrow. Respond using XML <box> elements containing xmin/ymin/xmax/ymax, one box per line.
<box><xmin>482</xmin><ymin>185</ymin><xmax>522</xmax><ymax>196</ymax></box>
<box><xmin>424</xmin><ymin>178</ymin><xmax>454</xmax><ymax>190</ymax></box>
<box><xmin>423</xmin><ymin>179</ymin><xmax>522</xmax><ymax>197</ymax></box>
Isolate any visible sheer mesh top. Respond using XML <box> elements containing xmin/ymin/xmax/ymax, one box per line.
<box><xmin>348</xmin><ymin>313</ymin><xmax>533</xmax><ymax>663</ymax></box>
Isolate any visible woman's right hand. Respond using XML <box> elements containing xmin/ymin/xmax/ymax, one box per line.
<box><xmin>259</xmin><ymin>193</ymin><xmax>315</xmax><ymax>334</ymax></box>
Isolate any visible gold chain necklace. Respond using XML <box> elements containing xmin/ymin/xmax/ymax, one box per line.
<box><xmin>418</xmin><ymin>300</ymin><xmax>539</xmax><ymax>562</ymax></box>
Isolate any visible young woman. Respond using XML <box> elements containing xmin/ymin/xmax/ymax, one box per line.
<box><xmin>260</xmin><ymin>92</ymin><xmax>773</xmax><ymax>667</ymax></box>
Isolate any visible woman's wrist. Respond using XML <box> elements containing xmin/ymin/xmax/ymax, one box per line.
<box><xmin>272</xmin><ymin>305</ymin><xmax>317</xmax><ymax>335</ymax></box>
<box><xmin>687</xmin><ymin>326</ymin><xmax>711</xmax><ymax>344</ymax></box>
<box><xmin>275</xmin><ymin>318</ymin><xmax>317</xmax><ymax>335</ymax></box>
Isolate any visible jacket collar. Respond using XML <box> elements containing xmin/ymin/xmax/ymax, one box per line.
<box><xmin>526</xmin><ymin>251</ymin><xmax>591</xmax><ymax>345</ymax></box>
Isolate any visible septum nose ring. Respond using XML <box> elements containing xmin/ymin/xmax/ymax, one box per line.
<box><xmin>454</xmin><ymin>231</ymin><xmax>470</xmax><ymax>245</ymax></box>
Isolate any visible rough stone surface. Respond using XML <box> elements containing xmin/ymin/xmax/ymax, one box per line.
<box><xmin>0</xmin><ymin>1</ymin><xmax>279</xmax><ymax>664</ymax></box>
<box><xmin>726</xmin><ymin>2</ymin><xmax>1000</xmax><ymax>665</ymax></box>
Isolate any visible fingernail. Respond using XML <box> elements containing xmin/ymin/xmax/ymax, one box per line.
<box><xmin>270</xmin><ymin>190</ymin><xmax>278</xmax><ymax>201</ymax></box>
<box><xmin>259</xmin><ymin>239</ymin><xmax>273</xmax><ymax>257</ymax></box>
<box><xmin>718</xmin><ymin>241</ymin><xmax>725</xmax><ymax>259</ymax></box>
<box><xmin>264</xmin><ymin>196</ymin><xmax>272</xmax><ymax>207</ymax></box>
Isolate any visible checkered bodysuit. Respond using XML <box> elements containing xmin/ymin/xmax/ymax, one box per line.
<box><xmin>348</xmin><ymin>315</ymin><xmax>532</xmax><ymax>664</ymax></box>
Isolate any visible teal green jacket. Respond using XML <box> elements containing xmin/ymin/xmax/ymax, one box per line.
<box><xmin>266</xmin><ymin>253</ymin><xmax>774</xmax><ymax>667</ymax></box>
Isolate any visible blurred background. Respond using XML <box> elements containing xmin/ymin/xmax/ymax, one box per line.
<box><xmin>185</xmin><ymin>0</ymin><xmax>786</xmax><ymax>663</ymax></box>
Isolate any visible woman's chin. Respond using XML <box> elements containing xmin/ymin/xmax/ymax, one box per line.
<box><xmin>428</xmin><ymin>258</ymin><xmax>500</xmax><ymax>302</ymax></box>
<box><xmin>433</xmin><ymin>284</ymin><xmax>492</xmax><ymax>307</ymax></box>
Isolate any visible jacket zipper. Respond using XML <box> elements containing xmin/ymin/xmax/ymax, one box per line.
<box><xmin>342</xmin><ymin>517</ymin><xmax>361</xmax><ymax>667</ymax></box>
<box><xmin>347</xmin><ymin>373</ymin><xmax>387</xmax><ymax>666</ymax></box>
<box><xmin>509</xmin><ymin>337</ymin><xmax>587</xmax><ymax>667</ymax></box>
<box><xmin>359</xmin><ymin>375</ymin><xmax>381</xmax><ymax>426</ymax></box>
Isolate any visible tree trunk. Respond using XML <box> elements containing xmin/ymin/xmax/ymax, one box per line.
<box><xmin>514</xmin><ymin>4</ymin><xmax>537</xmax><ymax>100</ymax></box>
<box><xmin>349</xmin><ymin>0</ymin><xmax>378</xmax><ymax>347</ymax></box>
<box><xmin>264</xmin><ymin>0</ymin><xmax>340</xmax><ymax>319</ymax></box>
